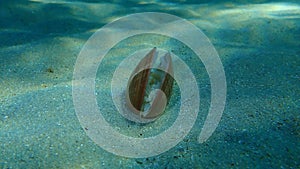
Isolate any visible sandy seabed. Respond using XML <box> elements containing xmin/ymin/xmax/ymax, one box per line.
<box><xmin>0</xmin><ymin>1</ymin><xmax>299</xmax><ymax>168</ymax></box>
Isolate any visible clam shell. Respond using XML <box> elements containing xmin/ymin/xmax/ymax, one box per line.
<box><xmin>125</xmin><ymin>47</ymin><xmax>174</xmax><ymax>122</ymax></box>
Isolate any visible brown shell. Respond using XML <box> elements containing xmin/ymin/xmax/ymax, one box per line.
<box><xmin>126</xmin><ymin>47</ymin><xmax>174</xmax><ymax>121</ymax></box>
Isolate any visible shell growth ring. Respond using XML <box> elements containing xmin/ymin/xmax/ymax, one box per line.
<box><xmin>72</xmin><ymin>12</ymin><xmax>226</xmax><ymax>158</ymax></box>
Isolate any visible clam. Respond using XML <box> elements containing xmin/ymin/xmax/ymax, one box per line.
<box><xmin>125</xmin><ymin>47</ymin><xmax>174</xmax><ymax>123</ymax></box>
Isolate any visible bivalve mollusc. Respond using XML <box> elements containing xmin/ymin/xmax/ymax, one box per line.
<box><xmin>125</xmin><ymin>47</ymin><xmax>174</xmax><ymax>123</ymax></box>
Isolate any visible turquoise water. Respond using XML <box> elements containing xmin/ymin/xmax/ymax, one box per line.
<box><xmin>0</xmin><ymin>0</ymin><xmax>299</xmax><ymax>168</ymax></box>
